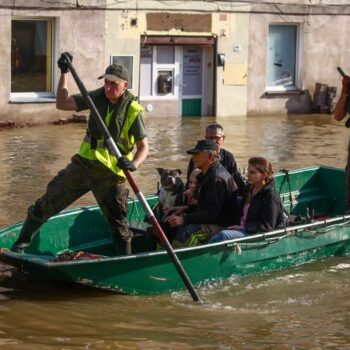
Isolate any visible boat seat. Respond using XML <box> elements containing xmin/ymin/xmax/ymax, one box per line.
<box><xmin>66</xmin><ymin>222</ymin><xmax>155</xmax><ymax>256</ymax></box>
<box><xmin>280</xmin><ymin>187</ymin><xmax>336</xmax><ymax>217</ymax></box>
<box><xmin>129</xmin><ymin>221</ymin><xmax>156</xmax><ymax>253</ymax></box>
<box><xmin>129</xmin><ymin>221</ymin><xmax>152</xmax><ymax>235</ymax></box>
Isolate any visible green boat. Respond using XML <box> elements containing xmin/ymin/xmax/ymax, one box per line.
<box><xmin>0</xmin><ymin>165</ymin><xmax>349</xmax><ymax>295</ymax></box>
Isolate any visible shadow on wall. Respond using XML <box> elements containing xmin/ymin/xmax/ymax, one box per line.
<box><xmin>260</xmin><ymin>90</ymin><xmax>312</xmax><ymax>114</ymax></box>
<box><xmin>267</xmin><ymin>84</ymin><xmax>337</xmax><ymax>115</ymax></box>
<box><xmin>285</xmin><ymin>90</ymin><xmax>312</xmax><ymax>114</ymax></box>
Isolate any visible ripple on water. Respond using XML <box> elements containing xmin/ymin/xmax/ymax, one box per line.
<box><xmin>0</xmin><ymin>118</ymin><xmax>349</xmax><ymax>348</ymax></box>
<box><xmin>328</xmin><ymin>263</ymin><xmax>350</xmax><ymax>271</ymax></box>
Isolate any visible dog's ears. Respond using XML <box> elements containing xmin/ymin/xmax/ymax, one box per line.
<box><xmin>156</xmin><ymin>168</ymin><xmax>182</xmax><ymax>175</ymax></box>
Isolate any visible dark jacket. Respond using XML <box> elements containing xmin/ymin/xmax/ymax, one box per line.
<box><xmin>184</xmin><ymin>161</ymin><xmax>238</xmax><ymax>226</ymax></box>
<box><xmin>241</xmin><ymin>180</ymin><xmax>285</xmax><ymax>234</ymax></box>
<box><xmin>187</xmin><ymin>148</ymin><xmax>245</xmax><ymax>191</ymax></box>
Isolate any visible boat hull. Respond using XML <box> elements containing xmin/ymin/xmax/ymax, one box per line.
<box><xmin>0</xmin><ymin>165</ymin><xmax>349</xmax><ymax>295</ymax></box>
<box><xmin>1</xmin><ymin>217</ymin><xmax>350</xmax><ymax>295</ymax></box>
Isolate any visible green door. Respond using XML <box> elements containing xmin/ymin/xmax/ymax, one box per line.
<box><xmin>182</xmin><ymin>98</ymin><xmax>202</xmax><ymax>117</ymax></box>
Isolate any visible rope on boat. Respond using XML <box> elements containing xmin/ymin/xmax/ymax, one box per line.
<box><xmin>228</xmin><ymin>216</ymin><xmax>350</xmax><ymax>251</ymax></box>
<box><xmin>295</xmin><ymin>219</ymin><xmax>350</xmax><ymax>238</ymax></box>
<box><xmin>128</xmin><ymin>197</ymin><xmax>141</xmax><ymax>222</ymax></box>
<box><xmin>233</xmin><ymin>243</ymin><xmax>242</xmax><ymax>254</ymax></box>
<box><xmin>54</xmin><ymin>250</ymin><xmax>105</xmax><ymax>261</ymax></box>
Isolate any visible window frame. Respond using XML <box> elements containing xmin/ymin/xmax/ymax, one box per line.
<box><xmin>139</xmin><ymin>46</ymin><xmax>180</xmax><ymax>100</ymax></box>
<box><xmin>10</xmin><ymin>17</ymin><xmax>56</xmax><ymax>103</ymax></box>
<box><xmin>266</xmin><ymin>23</ymin><xmax>301</xmax><ymax>93</ymax></box>
<box><xmin>110</xmin><ymin>54</ymin><xmax>134</xmax><ymax>90</ymax></box>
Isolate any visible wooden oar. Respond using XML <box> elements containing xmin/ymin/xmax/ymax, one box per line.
<box><xmin>64</xmin><ymin>54</ymin><xmax>202</xmax><ymax>303</ymax></box>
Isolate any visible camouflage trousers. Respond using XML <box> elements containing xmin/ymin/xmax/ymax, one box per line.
<box><xmin>26</xmin><ymin>154</ymin><xmax>132</xmax><ymax>243</ymax></box>
<box><xmin>346</xmin><ymin>139</ymin><xmax>350</xmax><ymax>211</ymax></box>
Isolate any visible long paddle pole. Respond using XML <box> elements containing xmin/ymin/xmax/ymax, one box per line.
<box><xmin>64</xmin><ymin>54</ymin><xmax>202</xmax><ymax>303</ymax></box>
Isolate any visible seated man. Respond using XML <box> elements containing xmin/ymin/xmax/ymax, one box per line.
<box><xmin>164</xmin><ymin>139</ymin><xmax>238</xmax><ymax>246</ymax></box>
<box><xmin>186</xmin><ymin>123</ymin><xmax>245</xmax><ymax>192</ymax></box>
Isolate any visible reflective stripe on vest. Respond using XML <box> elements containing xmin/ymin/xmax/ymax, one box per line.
<box><xmin>78</xmin><ymin>101</ymin><xmax>143</xmax><ymax>177</ymax></box>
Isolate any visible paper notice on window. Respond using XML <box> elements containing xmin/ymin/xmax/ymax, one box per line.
<box><xmin>224</xmin><ymin>64</ymin><xmax>247</xmax><ymax>85</ymax></box>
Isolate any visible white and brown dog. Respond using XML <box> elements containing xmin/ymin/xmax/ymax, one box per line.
<box><xmin>155</xmin><ymin>168</ymin><xmax>185</xmax><ymax>219</ymax></box>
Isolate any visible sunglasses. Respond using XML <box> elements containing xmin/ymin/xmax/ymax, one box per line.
<box><xmin>206</xmin><ymin>135</ymin><xmax>224</xmax><ymax>141</ymax></box>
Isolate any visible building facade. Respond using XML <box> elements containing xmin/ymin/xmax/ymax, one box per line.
<box><xmin>1</xmin><ymin>0</ymin><xmax>350</xmax><ymax>124</ymax></box>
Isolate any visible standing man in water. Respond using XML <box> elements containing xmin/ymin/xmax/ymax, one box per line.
<box><xmin>11</xmin><ymin>52</ymin><xmax>148</xmax><ymax>255</ymax></box>
<box><xmin>334</xmin><ymin>73</ymin><xmax>350</xmax><ymax>211</ymax></box>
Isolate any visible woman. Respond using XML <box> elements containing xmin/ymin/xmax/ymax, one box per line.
<box><xmin>209</xmin><ymin>156</ymin><xmax>285</xmax><ymax>242</ymax></box>
<box><xmin>183</xmin><ymin>168</ymin><xmax>201</xmax><ymax>206</ymax></box>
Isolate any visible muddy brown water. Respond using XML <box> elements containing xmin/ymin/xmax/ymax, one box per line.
<box><xmin>0</xmin><ymin>115</ymin><xmax>349</xmax><ymax>349</ymax></box>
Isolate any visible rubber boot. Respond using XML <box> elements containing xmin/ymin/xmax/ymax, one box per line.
<box><xmin>11</xmin><ymin>218</ymin><xmax>43</xmax><ymax>253</ymax></box>
<box><xmin>116</xmin><ymin>238</ymin><xmax>132</xmax><ymax>256</ymax></box>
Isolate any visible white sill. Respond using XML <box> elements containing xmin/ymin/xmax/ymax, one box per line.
<box><xmin>139</xmin><ymin>95</ymin><xmax>179</xmax><ymax>101</ymax></box>
<box><xmin>265</xmin><ymin>85</ymin><xmax>300</xmax><ymax>92</ymax></box>
<box><xmin>9</xmin><ymin>96</ymin><xmax>56</xmax><ymax>104</ymax></box>
<box><xmin>264</xmin><ymin>90</ymin><xmax>302</xmax><ymax>96</ymax></box>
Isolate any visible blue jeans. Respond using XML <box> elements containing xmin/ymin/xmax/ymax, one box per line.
<box><xmin>209</xmin><ymin>229</ymin><xmax>246</xmax><ymax>243</ymax></box>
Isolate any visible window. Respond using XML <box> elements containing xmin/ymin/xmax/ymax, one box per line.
<box><xmin>266</xmin><ymin>25</ymin><xmax>298</xmax><ymax>91</ymax></box>
<box><xmin>156</xmin><ymin>70</ymin><xmax>174</xmax><ymax>94</ymax></box>
<box><xmin>140</xmin><ymin>46</ymin><xmax>152</xmax><ymax>96</ymax></box>
<box><xmin>156</xmin><ymin>46</ymin><xmax>174</xmax><ymax>64</ymax></box>
<box><xmin>11</xmin><ymin>19</ymin><xmax>54</xmax><ymax>99</ymax></box>
<box><xmin>139</xmin><ymin>45</ymin><xmax>180</xmax><ymax>99</ymax></box>
<box><xmin>110</xmin><ymin>55</ymin><xmax>134</xmax><ymax>89</ymax></box>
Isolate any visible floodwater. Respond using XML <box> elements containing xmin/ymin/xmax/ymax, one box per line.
<box><xmin>0</xmin><ymin>114</ymin><xmax>349</xmax><ymax>349</ymax></box>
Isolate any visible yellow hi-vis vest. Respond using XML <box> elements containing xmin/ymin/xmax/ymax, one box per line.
<box><xmin>78</xmin><ymin>101</ymin><xmax>143</xmax><ymax>177</ymax></box>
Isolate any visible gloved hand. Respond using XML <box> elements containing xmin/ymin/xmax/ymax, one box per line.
<box><xmin>342</xmin><ymin>75</ymin><xmax>350</xmax><ymax>94</ymax></box>
<box><xmin>118</xmin><ymin>156</ymin><xmax>137</xmax><ymax>171</ymax></box>
<box><xmin>57</xmin><ymin>52</ymin><xmax>73</xmax><ymax>74</ymax></box>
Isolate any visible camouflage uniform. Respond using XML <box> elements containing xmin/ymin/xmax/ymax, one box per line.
<box><xmin>346</xmin><ymin>139</ymin><xmax>350</xmax><ymax>211</ymax></box>
<box><xmin>27</xmin><ymin>154</ymin><xmax>131</xmax><ymax>244</ymax></box>
<box><xmin>12</xmin><ymin>87</ymin><xmax>146</xmax><ymax>255</ymax></box>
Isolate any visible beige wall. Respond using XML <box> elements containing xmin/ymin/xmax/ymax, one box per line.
<box><xmin>0</xmin><ymin>5</ymin><xmax>106</xmax><ymax>124</ymax></box>
<box><xmin>214</xmin><ymin>12</ymin><xmax>250</xmax><ymax>117</ymax></box>
<box><xmin>105</xmin><ymin>9</ymin><xmax>142</xmax><ymax>96</ymax></box>
<box><xmin>0</xmin><ymin>1</ymin><xmax>252</xmax><ymax>123</ymax></box>
<box><xmin>247</xmin><ymin>12</ymin><xmax>350</xmax><ymax>115</ymax></box>
<box><xmin>2</xmin><ymin>0</ymin><xmax>350</xmax><ymax>123</ymax></box>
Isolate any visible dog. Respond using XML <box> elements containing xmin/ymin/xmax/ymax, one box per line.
<box><xmin>155</xmin><ymin>167</ymin><xmax>185</xmax><ymax>219</ymax></box>
<box><xmin>146</xmin><ymin>168</ymin><xmax>185</xmax><ymax>244</ymax></box>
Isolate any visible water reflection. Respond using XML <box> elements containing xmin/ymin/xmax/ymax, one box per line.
<box><xmin>0</xmin><ymin>114</ymin><xmax>348</xmax><ymax>227</ymax></box>
<box><xmin>0</xmin><ymin>114</ymin><xmax>349</xmax><ymax>349</ymax></box>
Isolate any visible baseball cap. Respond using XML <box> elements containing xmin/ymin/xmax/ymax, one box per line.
<box><xmin>186</xmin><ymin>139</ymin><xmax>218</xmax><ymax>154</ymax></box>
<box><xmin>98</xmin><ymin>64</ymin><xmax>129</xmax><ymax>82</ymax></box>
